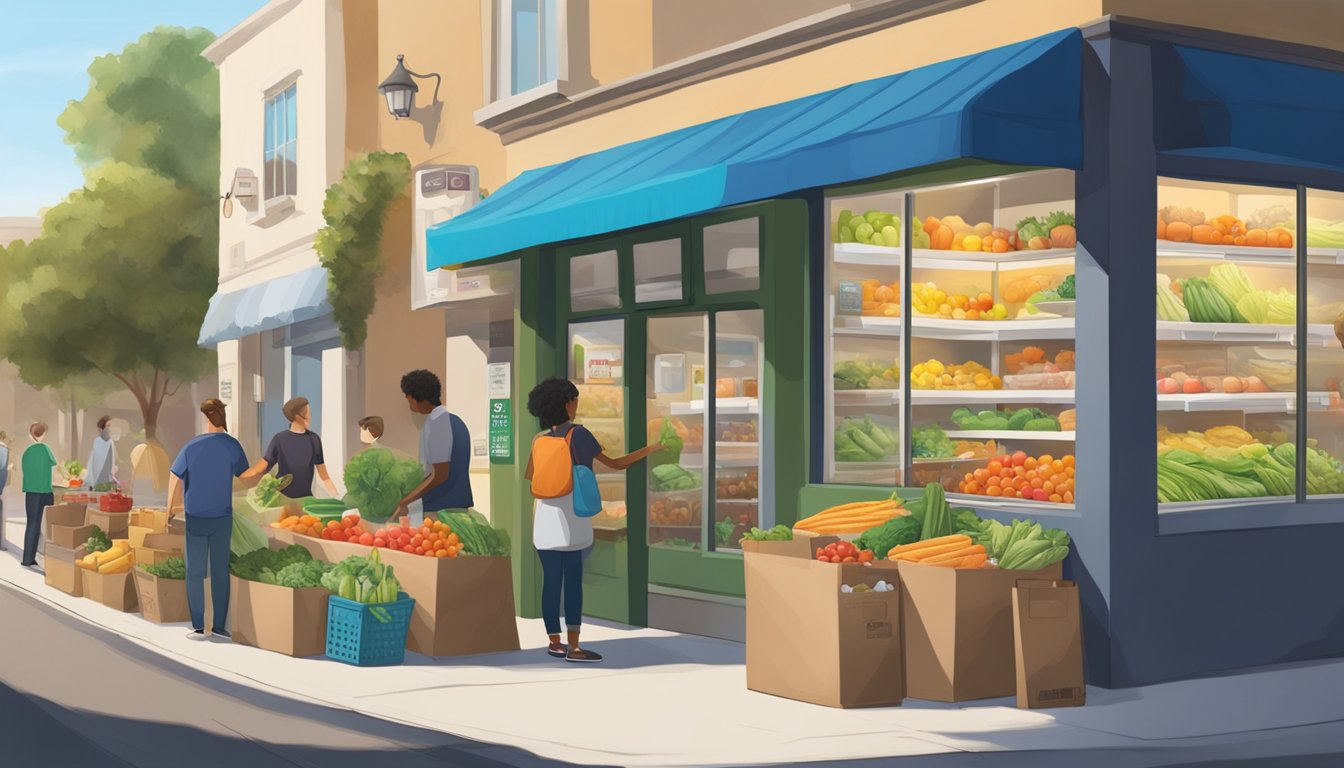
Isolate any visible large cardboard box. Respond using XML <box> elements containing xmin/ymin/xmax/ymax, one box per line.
<box><xmin>133</xmin><ymin>568</ymin><xmax>190</xmax><ymax>623</ymax></box>
<box><xmin>276</xmin><ymin>529</ymin><xmax>521</xmax><ymax>657</ymax></box>
<box><xmin>1013</xmin><ymin>579</ymin><xmax>1086</xmax><ymax>709</ymax></box>
<box><xmin>229</xmin><ymin>575</ymin><xmax>329</xmax><ymax>657</ymax></box>
<box><xmin>743</xmin><ymin>537</ymin><xmax>904</xmax><ymax>708</ymax></box>
<box><xmin>898</xmin><ymin>559</ymin><xmax>1064</xmax><ymax>702</ymax></box>
<box><xmin>128</xmin><ymin>509</ymin><xmax>169</xmax><ymax>548</ymax></box>
<box><xmin>136</xmin><ymin>533</ymin><xmax>185</xmax><ymax>566</ymax></box>
<box><xmin>44</xmin><ymin>543</ymin><xmax>86</xmax><ymax>597</ymax></box>
<box><xmin>85</xmin><ymin>508</ymin><xmax>130</xmax><ymax>538</ymax></box>
<box><xmin>81</xmin><ymin>569</ymin><xmax>139</xmax><ymax>612</ymax></box>
<box><xmin>45</xmin><ymin>503</ymin><xmax>95</xmax><ymax>549</ymax></box>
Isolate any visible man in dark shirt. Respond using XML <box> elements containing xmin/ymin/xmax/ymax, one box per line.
<box><xmin>243</xmin><ymin>397</ymin><xmax>340</xmax><ymax>498</ymax></box>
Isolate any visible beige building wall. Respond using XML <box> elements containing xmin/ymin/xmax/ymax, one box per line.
<box><xmin>650</xmin><ymin>0</ymin><xmax>847</xmax><ymax>66</ymax></box>
<box><xmin>1105</xmin><ymin>0</ymin><xmax>1344</xmax><ymax>53</ymax></box>
<box><xmin>588</xmin><ymin>0</ymin><xmax>652</xmax><ymax>85</ymax></box>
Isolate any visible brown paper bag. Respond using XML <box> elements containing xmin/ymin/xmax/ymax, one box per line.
<box><xmin>1012</xmin><ymin>579</ymin><xmax>1085</xmax><ymax>708</ymax></box>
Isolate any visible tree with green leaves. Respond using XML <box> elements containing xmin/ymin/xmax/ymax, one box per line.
<box><xmin>315</xmin><ymin>151</ymin><xmax>412</xmax><ymax>349</ymax></box>
<box><xmin>0</xmin><ymin>27</ymin><xmax>218</xmax><ymax>442</ymax></box>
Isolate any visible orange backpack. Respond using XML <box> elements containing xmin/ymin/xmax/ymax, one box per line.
<box><xmin>531</xmin><ymin>428</ymin><xmax>575</xmax><ymax>499</ymax></box>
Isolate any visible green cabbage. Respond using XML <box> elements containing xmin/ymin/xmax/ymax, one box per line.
<box><xmin>343</xmin><ymin>448</ymin><xmax>425</xmax><ymax>522</ymax></box>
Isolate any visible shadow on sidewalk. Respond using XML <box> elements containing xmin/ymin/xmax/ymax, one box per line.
<box><xmin>401</xmin><ymin>633</ymin><xmax>744</xmax><ymax>671</ymax></box>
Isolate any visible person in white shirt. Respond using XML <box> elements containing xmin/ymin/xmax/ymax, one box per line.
<box><xmin>86</xmin><ymin>415</ymin><xmax>117</xmax><ymax>488</ymax></box>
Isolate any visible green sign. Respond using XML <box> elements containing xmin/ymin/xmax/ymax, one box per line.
<box><xmin>488</xmin><ymin>398</ymin><xmax>512</xmax><ymax>463</ymax></box>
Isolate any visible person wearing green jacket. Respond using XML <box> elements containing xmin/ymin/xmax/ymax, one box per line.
<box><xmin>21</xmin><ymin>422</ymin><xmax>58</xmax><ymax>568</ymax></box>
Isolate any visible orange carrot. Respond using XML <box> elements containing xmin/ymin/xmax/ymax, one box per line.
<box><xmin>888</xmin><ymin>534</ymin><xmax>971</xmax><ymax>558</ymax></box>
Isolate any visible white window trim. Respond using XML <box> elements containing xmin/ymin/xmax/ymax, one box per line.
<box><xmin>484</xmin><ymin>0</ymin><xmax>593</xmax><ymax>109</ymax></box>
<box><xmin>256</xmin><ymin>71</ymin><xmax>301</xmax><ymax>224</ymax></box>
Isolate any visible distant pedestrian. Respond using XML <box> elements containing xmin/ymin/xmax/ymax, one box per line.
<box><xmin>358</xmin><ymin>416</ymin><xmax>385</xmax><ymax>450</ymax></box>
<box><xmin>167</xmin><ymin>399</ymin><xmax>253</xmax><ymax>641</ymax></box>
<box><xmin>0</xmin><ymin>429</ymin><xmax>11</xmax><ymax>552</ymax></box>
<box><xmin>20</xmin><ymin>422</ymin><xmax>58</xmax><ymax>568</ymax></box>
<box><xmin>393</xmin><ymin>371</ymin><xmax>473</xmax><ymax>522</ymax></box>
<box><xmin>244</xmin><ymin>397</ymin><xmax>340</xmax><ymax>498</ymax></box>
<box><xmin>86</xmin><ymin>415</ymin><xmax>117</xmax><ymax>488</ymax></box>
<box><xmin>524</xmin><ymin>377</ymin><xmax>663</xmax><ymax>663</ymax></box>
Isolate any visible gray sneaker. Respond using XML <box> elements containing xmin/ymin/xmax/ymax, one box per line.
<box><xmin>187</xmin><ymin>629</ymin><xmax>206</xmax><ymax>640</ymax></box>
<box><xmin>209</xmin><ymin>629</ymin><xmax>232</xmax><ymax>642</ymax></box>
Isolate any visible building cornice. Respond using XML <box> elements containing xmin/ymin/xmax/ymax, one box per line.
<box><xmin>203</xmin><ymin>0</ymin><xmax>304</xmax><ymax>66</ymax></box>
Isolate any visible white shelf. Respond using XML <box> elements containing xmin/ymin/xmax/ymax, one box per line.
<box><xmin>671</xmin><ymin>397</ymin><xmax>758</xmax><ymax>416</ymax></box>
<box><xmin>1308</xmin><ymin>247</ymin><xmax>1344</xmax><ymax>265</ymax></box>
<box><xmin>911</xmin><ymin>390</ymin><xmax>1076</xmax><ymax>405</ymax></box>
<box><xmin>1156</xmin><ymin>240</ymin><xmax>1294</xmax><ymax>263</ymax></box>
<box><xmin>946</xmin><ymin>493</ymin><xmax>1076</xmax><ymax>514</ymax></box>
<box><xmin>833</xmin><ymin>316</ymin><xmax>902</xmax><ymax>337</ymax></box>
<box><xmin>1158</xmin><ymin>496</ymin><xmax>1292</xmax><ymax>514</ymax></box>
<box><xmin>834</xmin><ymin>389</ymin><xmax>902</xmax><ymax>407</ymax></box>
<box><xmin>911</xmin><ymin>248</ymin><xmax>1075</xmax><ymax>272</ymax></box>
<box><xmin>1155</xmin><ymin>320</ymin><xmax>1334</xmax><ymax>346</ymax></box>
<box><xmin>1157</xmin><ymin>391</ymin><xmax>1333</xmax><ymax>413</ymax></box>
<box><xmin>833</xmin><ymin>243</ymin><xmax>902</xmax><ymax>265</ymax></box>
<box><xmin>912</xmin><ymin>316</ymin><xmax>1075</xmax><ymax>341</ymax></box>
<box><xmin>944</xmin><ymin>430</ymin><xmax>1076</xmax><ymax>441</ymax></box>
<box><xmin>716</xmin><ymin>498</ymin><xmax>759</xmax><ymax>505</ymax></box>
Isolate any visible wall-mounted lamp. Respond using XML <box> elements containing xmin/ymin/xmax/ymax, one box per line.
<box><xmin>378</xmin><ymin>54</ymin><xmax>441</xmax><ymax>119</ymax></box>
<box><xmin>219</xmin><ymin>169</ymin><xmax>257</xmax><ymax>219</ymax></box>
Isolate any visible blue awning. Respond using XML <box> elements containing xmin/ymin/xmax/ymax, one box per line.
<box><xmin>197</xmin><ymin>265</ymin><xmax>332</xmax><ymax>347</ymax></box>
<box><xmin>427</xmin><ymin>29</ymin><xmax>1083</xmax><ymax>268</ymax></box>
<box><xmin>1153</xmin><ymin>42</ymin><xmax>1344</xmax><ymax>176</ymax></box>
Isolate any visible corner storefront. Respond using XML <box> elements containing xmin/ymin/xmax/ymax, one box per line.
<box><xmin>423</xmin><ymin>21</ymin><xmax>1344</xmax><ymax>687</ymax></box>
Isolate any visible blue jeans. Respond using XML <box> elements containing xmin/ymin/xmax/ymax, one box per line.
<box><xmin>537</xmin><ymin>548</ymin><xmax>584</xmax><ymax>635</ymax></box>
<box><xmin>23</xmin><ymin>492</ymin><xmax>52</xmax><ymax>565</ymax></box>
<box><xmin>185</xmin><ymin>515</ymin><xmax>232</xmax><ymax>632</ymax></box>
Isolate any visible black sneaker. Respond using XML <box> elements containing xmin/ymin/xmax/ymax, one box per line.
<box><xmin>547</xmin><ymin>642</ymin><xmax>568</xmax><ymax>658</ymax></box>
<box><xmin>565</xmin><ymin>647</ymin><xmax>603</xmax><ymax>663</ymax></box>
<box><xmin>187</xmin><ymin>629</ymin><xmax>206</xmax><ymax>641</ymax></box>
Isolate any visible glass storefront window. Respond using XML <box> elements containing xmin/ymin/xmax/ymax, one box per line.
<box><xmin>1306</xmin><ymin>189</ymin><xmax>1344</xmax><ymax>498</ymax></box>
<box><xmin>646</xmin><ymin>314</ymin><xmax>708</xmax><ymax>551</ymax></box>
<box><xmin>570</xmin><ymin>250</ymin><xmax>620</xmax><ymax>312</ymax></box>
<box><xmin>703</xmin><ymin>218</ymin><xmax>760</xmax><ymax>294</ymax></box>
<box><xmin>712</xmin><ymin>310</ymin><xmax>764</xmax><ymax>550</ymax></box>
<box><xmin>1156</xmin><ymin>178</ymin><xmax>1300</xmax><ymax>508</ymax></box>
<box><xmin>634</xmin><ymin>238</ymin><xmax>684</xmax><ymax>303</ymax></box>
<box><xmin>569</xmin><ymin>319</ymin><xmax>628</xmax><ymax>528</ymax></box>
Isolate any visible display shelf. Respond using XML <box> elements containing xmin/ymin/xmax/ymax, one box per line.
<box><xmin>576</xmin><ymin>416</ymin><xmax>625</xmax><ymax>425</ymax></box>
<box><xmin>912</xmin><ymin>248</ymin><xmax>1075</xmax><ymax>272</ymax></box>
<box><xmin>1158</xmin><ymin>497</ymin><xmax>1293</xmax><ymax>514</ymax></box>
<box><xmin>833</xmin><ymin>316</ymin><xmax>902</xmax><ymax>337</ymax></box>
<box><xmin>834</xmin><ymin>389</ymin><xmax>902</xmax><ymax>407</ymax></box>
<box><xmin>671</xmin><ymin>397</ymin><xmax>758</xmax><ymax>416</ymax></box>
<box><xmin>912</xmin><ymin>316</ymin><xmax>1075</xmax><ymax>341</ymax></box>
<box><xmin>1155</xmin><ymin>320</ymin><xmax>1334</xmax><ymax>346</ymax></box>
<box><xmin>716</xmin><ymin>498</ymin><xmax>760</xmax><ymax>505</ymax></box>
<box><xmin>1157</xmin><ymin>391</ymin><xmax>1333</xmax><ymax>413</ymax></box>
<box><xmin>944</xmin><ymin>430</ymin><xmax>1076</xmax><ymax>441</ymax></box>
<box><xmin>1308</xmin><ymin>247</ymin><xmax>1344</xmax><ymax>265</ymax></box>
<box><xmin>832</xmin><ymin>243</ymin><xmax>902</xmax><ymax>265</ymax></box>
<box><xmin>1156</xmin><ymin>240</ymin><xmax>1295</xmax><ymax>263</ymax></box>
<box><xmin>911</xmin><ymin>390</ymin><xmax>1076</xmax><ymax>405</ymax></box>
<box><xmin>946</xmin><ymin>493</ymin><xmax>1077</xmax><ymax>514</ymax></box>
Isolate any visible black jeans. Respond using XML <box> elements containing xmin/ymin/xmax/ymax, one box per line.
<box><xmin>537</xmin><ymin>548</ymin><xmax>584</xmax><ymax>635</ymax></box>
<box><xmin>23</xmin><ymin>492</ymin><xmax>53</xmax><ymax>564</ymax></box>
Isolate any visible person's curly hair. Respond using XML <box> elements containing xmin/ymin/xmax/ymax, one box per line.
<box><xmin>527</xmin><ymin>377</ymin><xmax>579</xmax><ymax>429</ymax></box>
<box><xmin>400</xmin><ymin>369</ymin><xmax>443</xmax><ymax>406</ymax></box>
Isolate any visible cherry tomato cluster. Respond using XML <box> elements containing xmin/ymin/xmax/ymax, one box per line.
<box><xmin>960</xmin><ymin>451</ymin><xmax>1076</xmax><ymax>503</ymax></box>
<box><xmin>815</xmin><ymin>540</ymin><xmax>876</xmax><ymax>564</ymax></box>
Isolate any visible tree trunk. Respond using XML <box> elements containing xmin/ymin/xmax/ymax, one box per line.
<box><xmin>143</xmin><ymin>394</ymin><xmax>163</xmax><ymax>442</ymax></box>
<box><xmin>68</xmin><ymin>392</ymin><xmax>79</xmax><ymax>459</ymax></box>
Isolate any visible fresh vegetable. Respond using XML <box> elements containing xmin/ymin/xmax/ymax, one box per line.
<box><xmin>1208</xmin><ymin>264</ymin><xmax>1256</xmax><ymax>305</ymax></box>
<box><xmin>714</xmin><ymin>518</ymin><xmax>738</xmax><ymax>547</ymax></box>
<box><xmin>650</xmin><ymin>418</ymin><xmax>684</xmax><ymax>469</ymax></box>
<box><xmin>86</xmin><ymin>526</ymin><xmax>113</xmax><ymax>554</ymax></box>
<box><xmin>794</xmin><ymin>495</ymin><xmax>906</xmax><ymax>534</ymax></box>
<box><xmin>918</xmin><ymin>484</ymin><xmax>952</xmax><ymax>540</ymax></box>
<box><xmin>231</xmin><ymin>513</ymin><xmax>269</xmax><ymax>556</ymax></box>
<box><xmin>230</xmin><ymin>544</ymin><xmax>315</xmax><ymax>583</ymax></box>
<box><xmin>842</xmin><ymin>580</ymin><xmax>894</xmax><ymax>593</ymax></box>
<box><xmin>1159</xmin><ymin>206</ymin><xmax>1206</xmax><ymax>227</ymax></box>
<box><xmin>264</xmin><ymin>560</ymin><xmax>330</xmax><ymax>588</ymax></box>
<box><xmin>814</xmin><ymin>539</ymin><xmax>875</xmax><ymax>564</ymax></box>
<box><xmin>1058</xmin><ymin>409</ymin><xmax>1076</xmax><ymax>431</ymax></box>
<box><xmin>854</xmin><ymin>515</ymin><xmax>922</xmax><ymax>558</ymax></box>
<box><xmin>320</xmin><ymin>548</ymin><xmax>402</xmax><ymax>607</ymax></box>
<box><xmin>912</xmin><ymin>424</ymin><xmax>956</xmax><ymax>459</ymax></box>
<box><xmin>834</xmin><ymin>417</ymin><xmax>899</xmax><ymax>462</ymax></box>
<box><xmin>975</xmin><ymin>518</ymin><xmax>1070</xmax><ymax>568</ymax></box>
<box><xmin>1156</xmin><ymin>274</ymin><xmax>1189</xmax><ymax>321</ymax></box>
<box><xmin>61</xmin><ymin>460</ymin><xmax>85</xmax><ymax>480</ymax></box>
<box><xmin>911</xmin><ymin>359</ymin><xmax>1001</xmax><ymax>391</ymax></box>
<box><xmin>835</xmin><ymin>209</ymin><xmax>901</xmax><ymax>246</ymax></box>
<box><xmin>140</xmin><ymin>557</ymin><xmax>186</xmax><ymax>580</ymax></box>
<box><xmin>301</xmin><ymin>496</ymin><xmax>352</xmax><ymax>521</ymax></box>
<box><xmin>342</xmin><ymin>448</ymin><xmax>425</xmax><ymax>522</ymax></box>
<box><xmin>650</xmin><ymin>463</ymin><xmax>701</xmax><ymax>491</ymax></box>
<box><xmin>834</xmin><ymin>358</ymin><xmax>899</xmax><ymax>390</ymax></box>
<box><xmin>1181</xmin><ymin>277</ymin><xmax>1247</xmax><ymax>323</ymax></box>
<box><xmin>79</xmin><ymin>539</ymin><xmax>135</xmax><ymax>573</ymax></box>
<box><xmin>1016</xmin><ymin>215</ymin><xmax>1050</xmax><ymax>244</ymax></box>
<box><xmin>889</xmin><ymin>533</ymin><xmax>970</xmax><ymax>558</ymax></box>
<box><xmin>438</xmin><ymin>509</ymin><xmax>511</xmax><ymax>556</ymax></box>
<box><xmin>958</xmin><ymin>452</ymin><xmax>1076</xmax><ymax>503</ymax></box>
<box><xmin>741</xmin><ymin>524</ymin><xmax>793</xmax><ymax>543</ymax></box>
<box><xmin>250</xmin><ymin>470</ymin><xmax>293</xmax><ymax>509</ymax></box>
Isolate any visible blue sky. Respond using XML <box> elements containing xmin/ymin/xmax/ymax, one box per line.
<box><xmin>0</xmin><ymin>0</ymin><xmax>266</xmax><ymax>217</ymax></box>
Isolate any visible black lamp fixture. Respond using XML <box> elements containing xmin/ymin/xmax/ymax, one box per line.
<box><xmin>378</xmin><ymin>54</ymin><xmax>441</xmax><ymax>119</ymax></box>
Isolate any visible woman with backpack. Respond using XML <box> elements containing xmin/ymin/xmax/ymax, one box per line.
<box><xmin>525</xmin><ymin>377</ymin><xmax>662</xmax><ymax>662</ymax></box>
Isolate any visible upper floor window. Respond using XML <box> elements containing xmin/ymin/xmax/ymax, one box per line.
<box><xmin>264</xmin><ymin>83</ymin><xmax>297</xmax><ymax>200</ymax></box>
<box><xmin>498</xmin><ymin>0</ymin><xmax>558</xmax><ymax>97</ymax></box>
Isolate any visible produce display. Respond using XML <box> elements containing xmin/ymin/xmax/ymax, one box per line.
<box><xmin>1158</xmin><ymin>264</ymin><xmax>1299</xmax><ymax>325</ymax></box>
<box><xmin>718</xmin><ymin>421</ymin><xmax>757</xmax><ymax>442</ymax></box>
<box><xmin>576</xmin><ymin>385</ymin><xmax>622</xmax><ymax>418</ymax></box>
<box><xmin>61</xmin><ymin>461</ymin><xmax>85</xmax><ymax>484</ymax></box>
<box><xmin>715</xmin><ymin>517</ymin><xmax>738</xmax><ymax>547</ymax></box>
<box><xmin>343</xmin><ymin>449</ymin><xmax>425</xmax><ymax>522</ymax></box>
<box><xmin>912</xmin><ymin>424</ymin><xmax>956</xmax><ymax>459</ymax></box>
<box><xmin>437</xmin><ymin>510</ymin><xmax>511</xmax><ymax>556</ymax></box>
<box><xmin>834</xmin><ymin>209</ymin><xmax>903</xmax><ymax>247</ymax></box>
<box><xmin>79</xmin><ymin>534</ymin><xmax>135</xmax><ymax>574</ymax></box>
<box><xmin>911</xmin><ymin>359</ymin><xmax>1002</xmax><ymax>390</ymax></box>
<box><xmin>913</xmin><ymin>282</ymin><xmax>1009</xmax><ymax>320</ymax></box>
<box><xmin>814</xmin><ymin>539</ymin><xmax>875</xmax><ymax>563</ymax></box>
<box><xmin>852</xmin><ymin>278</ymin><xmax>902</xmax><ymax>319</ymax></box>
<box><xmin>1005</xmin><ymin>346</ymin><xmax>1074</xmax><ymax>374</ymax></box>
<box><xmin>231</xmin><ymin>514</ymin><xmax>269</xmax><ymax>556</ymax></box>
<box><xmin>794</xmin><ymin>494</ymin><xmax>905</xmax><ymax>534</ymax></box>
<box><xmin>888</xmin><ymin>534</ymin><xmax>987</xmax><ymax>568</ymax></box>
<box><xmin>650</xmin><ymin>418</ymin><xmax>683</xmax><ymax>468</ymax></box>
<box><xmin>740</xmin><ymin>524</ymin><xmax>793</xmax><ymax>543</ymax></box>
<box><xmin>86</xmin><ymin>526</ymin><xmax>113</xmax><ymax>554</ymax></box>
<box><xmin>140</xmin><ymin>557</ymin><xmax>186</xmax><ymax>580</ymax></box>
<box><xmin>320</xmin><ymin>549</ymin><xmax>403</xmax><ymax>608</ymax></box>
<box><xmin>973</xmin><ymin>518</ymin><xmax>1071</xmax><ymax>570</ymax></box>
<box><xmin>651</xmin><ymin>464</ymin><xmax>701</xmax><ymax>492</ymax></box>
<box><xmin>648</xmin><ymin>418</ymin><xmax>704</xmax><ymax>450</ymax></box>
<box><xmin>232</xmin><ymin>545</ymin><xmax>324</xmax><ymax>584</ymax></box>
<box><xmin>951</xmin><ymin>407</ymin><xmax>1060</xmax><ymax>432</ymax></box>
<box><xmin>1306</xmin><ymin>217</ymin><xmax>1344</xmax><ymax>249</ymax></box>
<box><xmin>1157</xmin><ymin>433</ymin><xmax>1344</xmax><ymax>500</ymax></box>
<box><xmin>716</xmin><ymin>470</ymin><xmax>758</xmax><ymax>500</ymax></box>
<box><xmin>834</xmin><ymin>417</ymin><xmax>899</xmax><ymax>462</ymax></box>
<box><xmin>1025</xmin><ymin>274</ymin><xmax>1076</xmax><ymax>307</ymax></box>
<box><xmin>650</xmin><ymin>496</ymin><xmax>701</xmax><ymax>526</ymax></box>
<box><xmin>853</xmin><ymin>514</ymin><xmax>921</xmax><ymax>557</ymax></box>
<box><xmin>956</xmin><ymin>451</ymin><xmax>1077</xmax><ymax>503</ymax></box>
<box><xmin>834</xmin><ymin>358</ymin><xmax>899</xmax><ymax>390</ymax></box>
<box><xmin>250</xmin><ymin>471</ymin><xmax>292</xmax><ymax>509</ymax></box>
<box><xmin>1156</xmin><ymin>372</ymin><xmax>1270</xmax><ymax>395</ymax></box>
<box><xmin>1002</xmin><ymin>273</ymin><xmax>1067</xmax><ymax>305</ymax></box>
<box><xmin>1158</xmin><ymin>208</ymin><xmax>1293</xmax><ymax>248</ymax></box>
<box><xmin>301</xmin><ymin>496</ymin><xmax>352</xmax><ymax>521</ymax></box>
<box><xmin>920</xmin><ymin>212</ymin><xmax>1074</xmax><ymax>252</ymax></box>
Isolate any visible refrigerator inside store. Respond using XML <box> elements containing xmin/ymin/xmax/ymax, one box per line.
<box><xmin>825</xmin><ymin>170</ymin><xmax>1079</xmax><ymax>510</ymax></box>
<box><xmin>570</xmin><ymin>320</ymin><xmax>629</xmax><ymax>531</ymax></box>
<box><xmin>1155</xmin><ymin>180</ymin><xmax>1344</xmax><ymax>509</ymax></box>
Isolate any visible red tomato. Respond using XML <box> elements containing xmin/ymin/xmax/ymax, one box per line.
<box><xmin>842</xmin><ymin>556</ymin><xmax>857</xmax><ymax>563</ymax></box>
<box><xmin>320</xmin><ymin>529</ymin><xmax>332</xmax><ymax>540</ymax></box>
<box><xmin>373</xmin><ymin>537</ymin><xmax>387</xmax><ymax>548</ymax></box>
<box><xmin>342</xmin><ymin>517</ymin><xmax>357</xmax><ymax>529</ymax></box>
<box><xmin>816</xmin><ymin>547</ymin><xmax>826</xmax><ymax>559</ymax></box>
<box><xmin>817</xmin><ymin>555</ymin><xmax>831</xmax><ymax>563</ymax></box>
<box><xmin>358</xmin><ymin>533</ymin><xmax>374</xmax><ymax>546</ymax></box>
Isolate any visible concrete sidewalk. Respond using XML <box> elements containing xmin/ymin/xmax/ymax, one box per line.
<box><xmin>4</xmin><ymin>508</ymin><xmax>1344</xmax><ymax>767</ymax></box>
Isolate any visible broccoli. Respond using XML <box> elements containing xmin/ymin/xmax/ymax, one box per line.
<box><xmin>1056</xmin><ymin>274</ymin><xmax>1076</xmax><ymax>300</ymax></box>
<box><xmin>911</xmin><ymin>424</ymin><xmax>956</xmax><ymax>459</ymax></box>
<box><xmin>274</xmin><ymin>560</ymin><xmax>328</xmax><ymax>589</ymax></box>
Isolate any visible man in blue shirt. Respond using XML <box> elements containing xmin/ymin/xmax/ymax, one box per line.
<box><xmin>394</xmin><ymin>370</ymin><xmax>473</xmax><ymax>522</ymax></box>
<box><xmin>166</xmin><ymin>399</ymin><xmax>254</xmax><ymax>641</ymax></box>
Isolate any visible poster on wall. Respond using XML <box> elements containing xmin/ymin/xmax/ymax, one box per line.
<box><xmin>488</xmin><ymin>363</ymin><xmax>513</xmax><ymax>463</ymax></box>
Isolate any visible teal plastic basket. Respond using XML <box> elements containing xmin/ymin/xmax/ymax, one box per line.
<box><xmin>325</xmin><ymin>592</ymin><xmax>415</xmax><ymax>666</ymax></box>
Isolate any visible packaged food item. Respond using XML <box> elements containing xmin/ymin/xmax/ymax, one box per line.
<box><xmin>742</xmin><ymin>378</ymin><xmax>758</xmax><ymax>398</ymax></box>
<box><xmin>716</xmin><ymin>378</ymin><xmax>737</xmax><ymax>398</ymax></box>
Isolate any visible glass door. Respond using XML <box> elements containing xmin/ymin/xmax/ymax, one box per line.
<box><xmin>569</xmin><ymin>318</ymin><xmax>630</xmax><ymax>622</ymax></box>
<box><xmin>713</xmin><ymin>310</ymin><xmax>765</xmax><ymax>550</ymax></box>
<box><xmin>646</xmin><ymin>314</ymin><xmax>709</xmax><ymax>553</ymax></box>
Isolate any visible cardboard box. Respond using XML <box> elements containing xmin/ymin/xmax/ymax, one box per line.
<box><xmin>167</xmin><ymin>516</ymin><xmax>186</xmax><ymax>536</ymax></box>
<box><xmin>128</xmin><ymin>509</ymin><xmax>169</xmax><ymax>548</ymax></box>
<box><xmin>133</xmin><ymin>568</ymin><xmax>190</xmax><ymax>623</ymax></box>
<box><xmin>85</xmin><ymin>508</ymin><xmax>131</xmax><ymax>538</ymax></box>
<box><xmin>898</xmin><ymin>559</ymin><xmax>1064</xmax><ymax>702</ymax></box>
<box><xmin>81</xmin><ymin>569</ymin><xmax>139</xmax><ymax>612</ymax></box>
<box><xmin>136</xmin><ymin>533</ymin><xmax>185</xmax><ymax>566</ymax></box>
<box><xmin>1013</xmin><ymin>579</ymin><xmax>1085</xmax><ymax>709</ymax></box>
<box><xmin>277</xmin><ymin>529</ymin><xmax>521</xmax><ymax>657</ymax></box>
<box><xmin>46</xmin><ymin>503</ymin><xmax>97</xmax><ymax>550</ymax></box>
<box><xmin>44</xmin><ymin>543</ymin><xmax>86</xmax><ymax>597</ymax></box>
<box><xmin>229</xmin><ymin>575</ymin><xmax>329</xmax><ymax>657</ymax></box>
<box><xmin>743</xmin><ymin>537</ymin><xmax>904</xmax><ymax>708</ymax></box>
